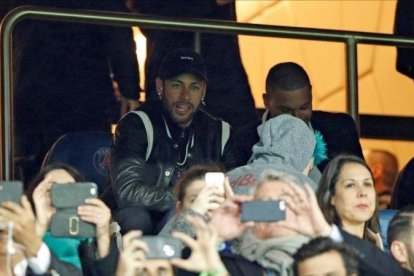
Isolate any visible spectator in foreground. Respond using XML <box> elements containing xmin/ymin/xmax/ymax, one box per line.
<box><xmin>24</xmin><ymin>164</ymin><xmax>115</xmax><ymax>275</ymax></box>
<box><xmin>316</xmin><ymin>154</ymin><xmax>382</xmax><ymax>249</ymax></box>
<box><xmin>388</xmin><ymin>205</ymin><xmax>414</xmax><ymax>272</ymax></box>
<box><xmin>227</xmin><ymin>114</ymin><xmax>325</xmax><ymax>195</ymax></box>
<box><xmin>292</xmin><ymin>237</ymin><xmax>358</xmax><ymax>276</ymax></box>
<box><xmin>158</xmin><ymin>163</ymin><xmax>227</xmax><ymax>237</ymax></box>
<box><xmin>209</xmin><ymin>169</ymin><xmax>411</xmax><ymax>275</ymax></box>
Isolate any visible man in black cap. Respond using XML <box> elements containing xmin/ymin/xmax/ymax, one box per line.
<box><xmin>109</xmin><ymin>48</ymin><xmax>242</xmax><ymax>234</ymax></box>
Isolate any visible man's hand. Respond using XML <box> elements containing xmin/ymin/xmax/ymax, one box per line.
<box><xmin>171</xmin><ymin>216</ymin><xmax>228</xmax><ymax>275</ymax></box>
<box><xmin>209</xmin><ymin>195</ymin><xmax>254</xmax><ymax>241</ymax></box>
<box><xmin>116</xmin><ymin>230</ymin><xmax>147</xmax><ymax>276</ymax></box>
<box><xmin>276</xmin><ymin>183</ymin><xmax>332</xmax><ymax>238</ymax></box>
<box><xmin>116</xmin><ymin>230</ymin><xmax>173</xmax><ymax>276</ymax></box>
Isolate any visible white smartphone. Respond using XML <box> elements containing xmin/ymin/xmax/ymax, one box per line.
<box><xmin>205</xmin><ymin>172</ymin><xmax>225</xmax><ymax>193</ymax></box>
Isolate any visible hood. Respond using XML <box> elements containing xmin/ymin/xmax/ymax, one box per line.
<box><xmin>250</xmin><ymin>114</ymin><xmax>316</xmax><ymax>173</ymax></box>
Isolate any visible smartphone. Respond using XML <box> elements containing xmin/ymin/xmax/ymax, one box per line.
<box><xmin>240</xmin><ymin>200</ymin><xmax>286</xmax><ymax>222</ymax></box>
<box><xmin>0</xmin><ymin>181</ymin><xmax>23</xmax><ymax>205</ymax></box>
<box><xmin>50</xmin><ymin>182</ymin><xmax>98</xmax><ymax>238</ymax></box>
<box><xmin>51</xmin><ymin>182</ymin><xmax>98</xmax><ymax>208</ymax></box>
<box><xmin>205</xmin><ymin>172</ymin><xmax>225</xmax><ymax>193</ymax></box>
<box><xmin>138</xmin><ymin>236</ymin><xmax>182</xmax><ymax>259</ymax></box>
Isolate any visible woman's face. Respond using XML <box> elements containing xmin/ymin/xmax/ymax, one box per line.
<box><xmin>45</xmin><ymin>169</ymin><xmax>76</xmax><ymax>184</ymax></box>
<box><xmin>180</xmin><ymin>179</ymin><xmax>206</xmax><ymax>210</ymax></box>
<box><xmin>41</xmin><ymin>169</ymin><xmax>76</xmax><ymax>215</ymax></box>
<box><xmin>330</xmin><ymin>162</ymin><xmax>376</xmax><ymax>227</ymax></box>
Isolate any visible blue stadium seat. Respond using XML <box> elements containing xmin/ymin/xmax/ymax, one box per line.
<box><xmin>42</xmin><ymin>132</ymin><xmax>112</xmax><ymax>194</ymax></box>
<box><xmin>378</xmin><ymin>209</ymin><xmax>398</xmax><ymax>253</ymax></box>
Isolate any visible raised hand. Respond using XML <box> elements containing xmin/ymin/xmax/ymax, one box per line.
<box><xmin>116</xmin><ymin>230</ymin><xmax>147</xmax><ymax>276</ymax></box>
<box><xmin>0</xmin><ymin>196</ymin><xmax>43</xmax><ymax>258</ymax></box>
<box><xmin>171</xmin><ymin>216</ymin><xmax>228</xmax><ymax>275</ymax></box>
<box><xmin>77</xmin><ymin>198</ymin><xmax>112</xmax><ymax>257</ymax></box>
<box><xmin>190</xmin><ymin>185</ymin><xmax>225</xmax><ymax>218</ymax></box>
<box><xmin>209</xmin><ymin>195</ymin><xmax>254</xmax><ymax>242</ymax></box>
<box><xmin>32</xmin><ymin>175</ymin><xmax>54</xmax><ymax>236</ymax></box>
<box><xmin>276</xmin><ymin>183</ymin><xmax>332</xmax><ymax>238</ymax></box>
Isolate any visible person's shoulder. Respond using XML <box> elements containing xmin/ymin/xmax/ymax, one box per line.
<box><xmin>312</xmin><ymin>110</ymin><xmax>356</xmax><ymax>125</ymax></box>
<box><xmin>117</xmin><ymin>101</ymin><xmax>160</xmax><ymax>128</ymax></box>
<box><xmin>196</xmin><ymin>109</ymin><xmax>230</xmax><ymax>129</ymax></box>
<box><xmin>312</xmin><ymin>110</ymin><xmax>353</xmax><ymax>120</ymax></box>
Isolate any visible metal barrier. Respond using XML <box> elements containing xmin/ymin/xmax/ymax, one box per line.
<box><xmin>2</xmin><ymin>6</ymin><xmax>414</xmax><ymax>180</ymax></box>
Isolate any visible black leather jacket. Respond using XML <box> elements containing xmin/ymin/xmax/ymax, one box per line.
<box><xmin>110</xmin><ymin>101</ymin><xmax>243</xmax><ymax>210</ymax></box>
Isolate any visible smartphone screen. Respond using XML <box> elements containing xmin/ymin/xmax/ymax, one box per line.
<box><xmin>240</xmin><ymin>200</ymin><xmax>286</xmax><ymax>222</ymax></box>
<box><xmin>205</xmin><ymin>172</ymin><xmax>225</xmax><ymax>193</ymax></box>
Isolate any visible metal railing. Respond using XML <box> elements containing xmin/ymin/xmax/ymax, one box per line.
<box><xmin>2</xmin><ymin>6</ymin><xmax>414</xmax><ymax>180</ymax></box>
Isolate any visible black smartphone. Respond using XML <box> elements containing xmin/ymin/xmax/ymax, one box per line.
<box><xmin>138</xmin><ymin>236</ymin><xmax>182</xmax><ymax>259</ymax></box>
<box><xmin>50</xmin><ymin>182</ymin><xmax>98</xmax><ymax>238</ymax></box>
<box><xmin>240</xmin><ymin>200</ymin><xmax>286</xmax><ymax>222</ymax></box>
<box><xmin>0</xmin><ymin>181</ymin><xmax>23</xmax><ymax>205</ymax></box>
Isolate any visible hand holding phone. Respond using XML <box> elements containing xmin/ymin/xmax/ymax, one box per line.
<box><xmin>240</xmin><ymin>200</ymin><xmax>286</xmax><ymax>222</ymax></box>
<box><xmin>50</xmin><ymin>182</ymin><xmax>98</xmax><ymax>237</ymax></box>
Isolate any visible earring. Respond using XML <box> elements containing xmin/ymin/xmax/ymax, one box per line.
<box><xmin>201</xmin><ymin>97</ymin><xmax>206</xmax><ymax>106</ymax></box>
<box><xmin>158</xmin><ymin>93</ymin><xmax>162</xmax><ymax>100</ymax></box>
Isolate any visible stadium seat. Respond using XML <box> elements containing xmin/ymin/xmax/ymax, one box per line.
<box><xmin>42</xmin><ymin>132</ymin><xmax>112</xmax><ymax>194</ymax></box>
<box><xmin>378</xmin><ymin>209</ymin><xmax>398</xmax><ymax>253</ymax></box>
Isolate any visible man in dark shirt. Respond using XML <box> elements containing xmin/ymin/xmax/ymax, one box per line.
<box><xmin>236</xmin><ymin>62</ymin><xmax>363</xmax><ymax>172</ymax></box>
<box><xmin>110</xmin><ymin>49</ymin><xmax>242</xmax><ymax>234</ymax></box>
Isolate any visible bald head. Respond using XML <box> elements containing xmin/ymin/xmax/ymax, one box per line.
<box><xmin>364</xmin><ymin>149</ymin><xmax>399</xmax><ymax>209</ymax></box>
<box><xmin>364</xmin><ymin>149</ymin><xmax>399</xmax><ymax>183</ymax></box>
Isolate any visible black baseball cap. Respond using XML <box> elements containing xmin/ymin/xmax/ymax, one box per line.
<box><xmin>158</xmin><ymin>48</ymin><xmax>208</xmax><ymax>81</ymax></box>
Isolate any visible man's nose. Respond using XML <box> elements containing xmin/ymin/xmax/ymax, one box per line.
<box><xmin>180</xmin><ymin>86</ymin><xmax>190</xmax><ymax>100</ymax></box>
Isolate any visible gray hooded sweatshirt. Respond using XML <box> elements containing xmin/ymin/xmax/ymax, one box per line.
<box><xmin>227</xmin><ymin>114</ymin><xmax>319</xmax><ymax>194</ymax></box>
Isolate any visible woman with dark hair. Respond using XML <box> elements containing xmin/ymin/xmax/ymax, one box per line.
<box><xmin>25</xmin><ymin>163</ymin><xmax>115</xmax><ymax>275</ymax></box>
<box><xmin>316</xmin><ymin>154</ymin><xmax>382</xmax><ymax>249</ymax></box>
<box><xmin>26</xmin><ymin>163</ymin><xmax>85</xmax><ymax>208</ymax></box>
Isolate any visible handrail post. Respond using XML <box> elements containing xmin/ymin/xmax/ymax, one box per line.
<box><xmin>346</xmin><ymin>37</ymin><xmax>359</xmax><ymax>132</ymax></box>
<box><xmin>0</xmin><ymin>11</ymin><xmax>17</xmax><ymax>180</ymax></box>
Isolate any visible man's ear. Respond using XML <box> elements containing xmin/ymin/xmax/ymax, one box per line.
<box><xmin>390</xmin><ymin>240</ymin><xmax>409</xmax><ymax>265</ymax></box>
<box><xmin>155</xmin><ymin>77</ymin><xmax>163</xmax><ymax>96</ymax></box>
<box><xmin>371</xmin><ymin>163</ymin><xmax>384</xmax><ymax>180</ymax></box>
<box><xmin>263</xmin><ymin>93</ymin><xmax>270</xmax><ymax>109</ymax></box>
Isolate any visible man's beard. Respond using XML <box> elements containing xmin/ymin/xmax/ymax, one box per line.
<box><xmin>163</xmin><ymin>100</ymin><xmax>199</xmax><ymax>127</ymax></box>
